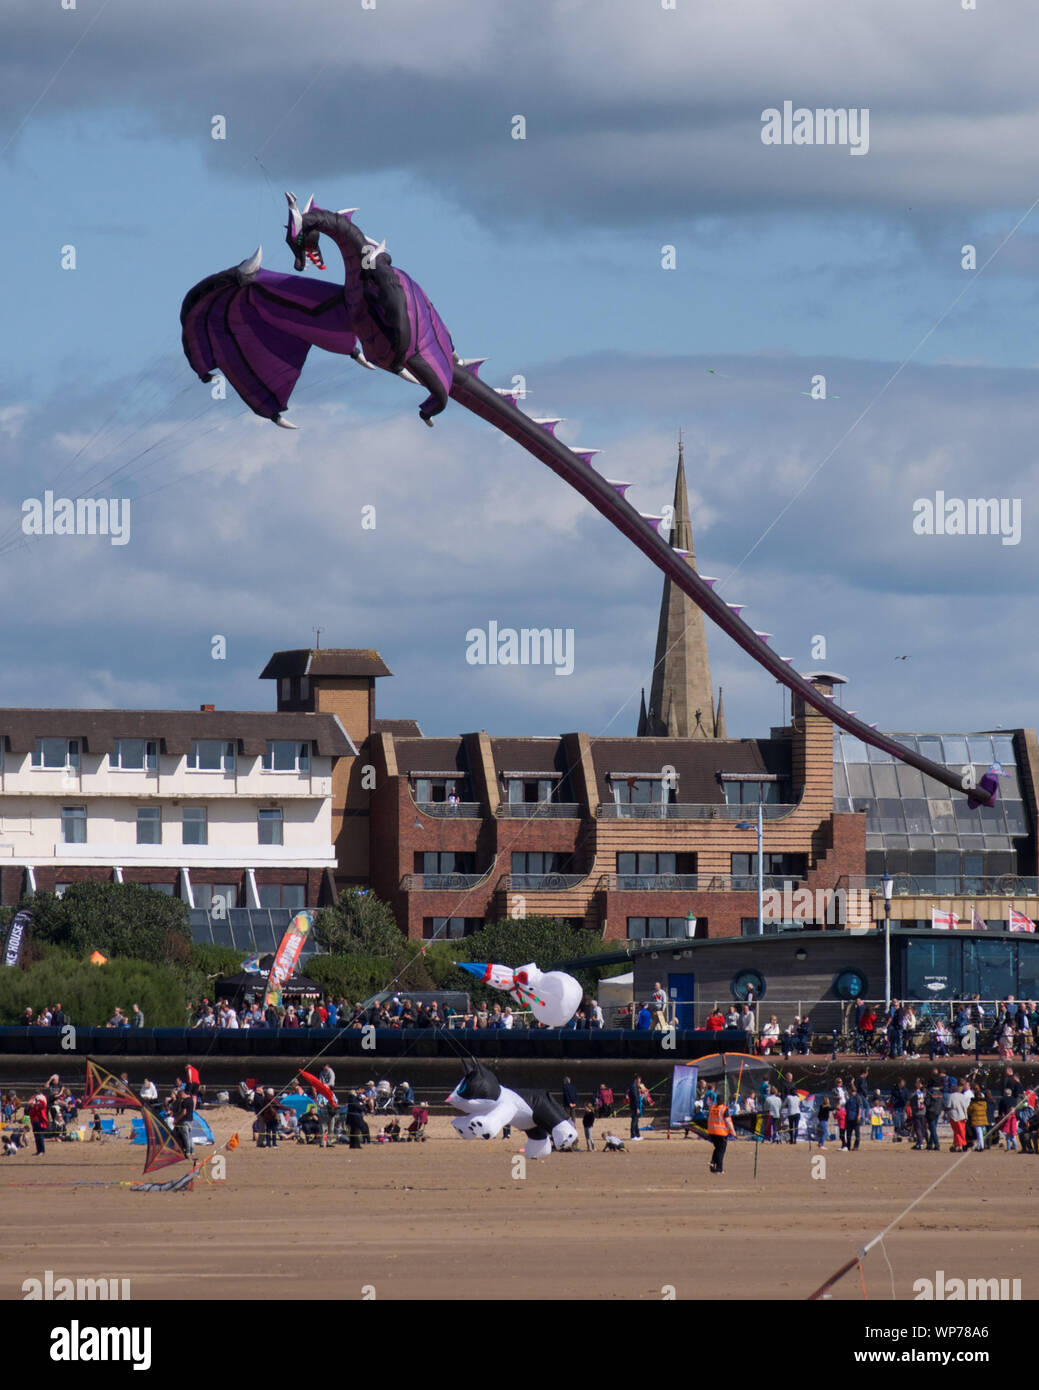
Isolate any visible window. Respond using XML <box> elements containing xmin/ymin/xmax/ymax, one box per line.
<box><xmin>137</xmin><ymin>807</ymin><xmax>161</xmax><ymax>845</ymax></box>
<box><xmin>33</xmin><ymin>738</ymin><xmax>79</xmax><ymax>770</ymax></box>
<box><xmin>61</xmin><ymin>806</ymin><xmax>86</xmax><ymax>844</ymax></box>
<box><xmin>144</xmin><ymin>882</ymin><xmax>176</xmax><ymax>896</ymax></box>
<box><xmin>299</xmin><ymin>677</ymin><xmax>310</xmax><ymax>701</ymax></box>
<box><xmin>55</xmin><ymin>884</ymin><xmax>71</xmax><ymax>898</ymax></box>
<box><xmin>834</xmin><ymin>969</ymin><xmax>868</xmax><ymax>1000</ymax></box>
<box><xmin>511</xmin><ymin>852</ymin><xmax>572</xmax><ymax>875</ymax></box>
<box><xmin>962</xmin><ymin>940</ymin><xmax>1015</xmax><ymax>1001</ymax></box>
<box><xmin>423</xmin><ymin>917</ymin><xmax>483</xmax><ymax>939</ymax></box>
<box><xmin>187</xmin><ymin>740</ymin><xmax>235</xmax><ymax>772</ymax></box>
<box><xmin>415</xmin><ymin>852</ymin><xmax>476</xmax><ymax>875</ymax></box>
<box><xmin>506</xmin><ymin>777</ymin><xmax>556</xmax><ymax>804</ymax></box>
<box><xmin>904</xmin><ymin>938</ymin><xmax>961</xmax><ymax>999</ymax></box>
<box><xmin>114</xmin><ymin>739</ymin><xmax>158</xmax><ymax>771</ymax></box>
<box><xmin>257</xmin><ymin>884</ymin><xmax>305</xmax><ymax>910</ymax></box>
<box><xmin>626</xmin><ymin>916</ymin><xmax>697</xmax><ymax>940</ymax></box>
<box><xmin>414</xmin><ymin>777</ymin><xmax>466</xmax><ymax>803</ymax></box>
<box><xmin>731</xmin><ymin>969</ymin><xmax>766</xmax><ymax>1002</ymax></box>
<box><xmin>279</xmin><ymin>678</ymin><xmax>291</xmax><ymax>702</ymax></box>
<box><xmin>721</xmin><ymin>778</ymin><xmax>780</xmax><ymax>805</ymax></box>
<box><xmin>730</xmin><ymin>852</ymin><xmax>806</xmax><ymax>879</ymax></box>
<box><xmin>612</xmin><ymin>777</ymin><xmax>662</xmax><ymax>805</ymax></box>
<box><xmin>262</xmin><ymin>741</ymin><xmax>310</xmax><ymax>772</ymax></box>
<box><xmin>616</xmin><ymin>852</ymin><xmax>696</xmax><ymax>889</ymax></box>
<box><xmin>182</xmin><ymin>807</ymin><xmax>207</xmax><ymax>845</ymax></box>
<box><xmin>194</xmin><ymin>883</ymin><xmax>238</xmax><ymax>912</ymax></box>
<box><xmin>258</xmin><ymin>808</ymin><xmax>283</xmax><ymax>845</ymax></box>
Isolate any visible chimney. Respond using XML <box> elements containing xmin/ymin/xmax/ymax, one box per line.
<box><xmin>200</xmin><ymin>704</ymin><xmax>215</xmax><ymax>712</ymax></box>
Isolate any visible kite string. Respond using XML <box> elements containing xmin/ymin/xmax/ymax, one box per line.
<box><xmin>811</xmin><ymin>1089</ymin><xmax>1036</xmax><ymax>1298</ymax></box>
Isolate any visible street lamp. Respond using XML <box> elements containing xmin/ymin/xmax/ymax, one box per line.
<box><xmin>737</xmin><ymin>800</ymin><xmax>765</xmax><ymax>935</ymax></box>
<box><xmin>882</xmin><ymin>871</ymin><xmax>894</xmax><ymax>1010</ymax></box>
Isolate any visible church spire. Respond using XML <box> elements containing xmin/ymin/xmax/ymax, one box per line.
<box><xmin>714</xmin><ymin>686</ymin><xmax>727</xmax><ymax>739</ymax></box>
<box><xmin>640</xmin><ymin>434</ymin><xmax>717</xmax><ymax>738</ymax></box>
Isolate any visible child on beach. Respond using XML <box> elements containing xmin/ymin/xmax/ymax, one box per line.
<box><xmin>869</xmin><ymin>1101</ymin><xmax>885</xmax><ymax>1140</ymax></box>
<box><xmin>835</xmin><ymin>1102</ymin><xmax>847</xmax><ymax>1149</ymax></box>
<box><xmin>582</xmin><ymin>1100</ymin><xmax>596</xmax><ymax>1151</ymax></box>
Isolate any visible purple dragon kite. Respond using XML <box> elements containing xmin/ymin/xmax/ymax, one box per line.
<box><xmin>179</xmin><ymin>194</ymin><xmax>995</xmax><ymax>807</ymax></box>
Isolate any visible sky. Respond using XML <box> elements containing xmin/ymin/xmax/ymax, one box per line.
<box><xmin>2</xmin><ymin>0</ymin><xmax>1038</xmax><ymax>740</ymax></box>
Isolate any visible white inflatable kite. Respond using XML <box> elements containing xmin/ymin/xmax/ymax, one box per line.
<box><xmin>447</xmin><ymin>1058</ymin><xmax>580</xmax><ymax>1159</ymax></box>
<box><xmin>458</xmin><ymin>961</ymin><xmax>583</xmax><ymax>1027</ymax></box>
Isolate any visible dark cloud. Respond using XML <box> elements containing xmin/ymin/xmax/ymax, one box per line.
<box><xmin>6</xmin><ymin>0</ymin><xmax>1039</xmax><ymax>231</ymax></box>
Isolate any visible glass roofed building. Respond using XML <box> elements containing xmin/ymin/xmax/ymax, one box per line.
<box><xmin>833</xmin><ymin>730</ymin><xmax>1039</xmax><ymax>928</ymax></box>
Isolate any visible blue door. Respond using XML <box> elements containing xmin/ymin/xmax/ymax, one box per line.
<box><xmin>668</xmin><ymin>973</ymin><xmax>695</xmax><ymax>1030</ymax></box>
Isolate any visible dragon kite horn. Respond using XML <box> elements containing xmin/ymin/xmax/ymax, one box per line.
<box><xmin>237</xmin><ymin>245</ymin><xmax>262</xmax><ymax>278</ymax></box>
<box><xmin>285</xmin><ymin>191</ymin><xmax>302</xmax><ymax>239</ymax></box>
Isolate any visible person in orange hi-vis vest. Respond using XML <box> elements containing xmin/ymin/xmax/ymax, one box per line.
<box><xmin>707</xmin><ymin>1099</ymin><xmax>737</xmax><ymax>1174</ymax></box>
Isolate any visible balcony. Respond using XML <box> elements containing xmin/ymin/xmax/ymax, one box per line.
<box><xmin>613</xmin><ymin>873</ymin><xmax>702</xmax><ymax>892</ymax></box>
<box><xmin>852</xmin><ymin>874</ymin><xmax>1039</xmax><ymax>898</ymax></box>
<box><xmin>402</xmin><ymin>872</ymin><xmax>488</xmax><ymax>891</ymax></box>
<box><xmin>414</xmin><ymin>801</ymin><xmax>482</xmax><ymax>818</ymax></box>
<box><xmin>597</xmin><ymin>802</ymin><xmax>800</xmax><ymax>821</ymax></box>
<box><xmin>496</xmin><ymin>803</ymin><xmax>581</xmax><ymax>819</ymax></box>
<box><xmin>502</xmin><ymin>873</ymin><xmax>588</xmax><ymax>892</ymax></box>
<box><xmin>602</xmin><ymin>873</ymin><xmax>799</xmax><ymax>893</ymax></box>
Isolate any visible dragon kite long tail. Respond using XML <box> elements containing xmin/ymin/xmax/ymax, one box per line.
<box><xmin>179</xmin><ymin>195</ymin><xmax>996</xmax><ymax>807</ymax></box>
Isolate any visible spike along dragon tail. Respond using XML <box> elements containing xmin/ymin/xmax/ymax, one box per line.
<box><xmin>178</xmin><ymin>196</ymin><xmax>994</xmax><ymax>805</ymax></box>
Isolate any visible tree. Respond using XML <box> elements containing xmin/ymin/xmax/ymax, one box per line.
<box><xmin>24</xmin><ymin>883</ymin><xmax>191</xmax><ymax>965</ymax></box>
<box><xmin>312</xmin><ymin>890</ymin><xmax>405</xmax><ymax>957</ymax></box>
<box><xmin>0</xmin><ymin>949</ymin><xmax>190</xmax><ymax>1027</ymax></box>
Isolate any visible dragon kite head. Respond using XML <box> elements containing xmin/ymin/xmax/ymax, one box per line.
<box><xmin>284</xmin><ymin>192</ymin><xmax>325</xmax><ymax>272</ymax></box>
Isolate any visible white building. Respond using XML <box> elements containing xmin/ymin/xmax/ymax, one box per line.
<box><xmin>0</xmin><ymin>708</ymin><xmax>354</xmax><ymax>921</ymax></box>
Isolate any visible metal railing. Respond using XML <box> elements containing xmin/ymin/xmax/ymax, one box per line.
<box><xmin>597</xmin><ymin>802</ymin><xmax>799</xmax><ymax>821</ymax></box>
<box><xmin>845</xmin><ymin>873</ymin><xmax>1039</xmax><ymax>898</ymax></box>
<box><xmin>613</xmin><ymin>873</ymin><xmax>702</xmax><ymax>892</ymax></box>
<box><xmin>403</xmin><ymin>873</ymin><xmax>487</xmax><ymax>891</ymax></box>
<box><xmin>413</xmin><ymin>801</ymin><xmax>482</xmax><ymax>818</ymax></box>
<box><xmin>496</xmin><ymin>803</ymin><xmax>581</xmax><ymax>819</ymax></box>
<box><xmin>602</xmin><ymin>873</ymin><xmax>803</xmax><ymax>894</ymax></box>
<box><xmin>500</xmin><ymin>873</ymin><xmax>587</xmax><ymax>892</ymax></box>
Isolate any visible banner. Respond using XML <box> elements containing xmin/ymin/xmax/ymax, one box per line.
<box><xmin>1009</xmin><ymin>908</ymin><xmax>1036</xmax><ymax>934</ymax></box>
<box><xmin>931</xmin><ymin>908</ymin><xmax>958</xmax><ymax>930</ymax></box>
<box><xmin>3</xmin><ymin>910</ymin><xmax>30</xmax><ymax>968</ymax></box>
<box><xmin>669</xmin><ymin>1064</ymin><xmax>699</xmax><ymax>1129</ymax></box>
<box><xmin>264</xmin><ymin>910</ymin><xmax>314</xmax><ymax>1007</ymax></box>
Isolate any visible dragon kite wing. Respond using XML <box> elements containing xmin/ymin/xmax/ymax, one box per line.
<box><xmin>181</xmin><ymin>250</ymin><xmax>363</xmax><ymax>427</ymax></box>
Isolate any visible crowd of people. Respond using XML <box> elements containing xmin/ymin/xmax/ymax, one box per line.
<box><xmin>678</xmin><ymin>994</ymin><xmax>1039</xmax><ymax>1062</ymax></box>
<box><xmin>237</xmin><ymin>1067</ymin><xmax>430</xmax><ymax>1149</ymax></box>
<box><xmin>0</xmin><ymin>1069</ymin><xmax>201</xmax><ymax>1159</ymax></box>
<box><xmin>844</xmin><ymin>996</ymin><xmax>1039</xmax><ymax>1061</ymax></box>
<box><xmin>687</xmin><ymin>1064</ymin><xmax>1039</xmax><ymax>1156</ymax></box>
<box><xmin>188</xmin><ymin>991</ymin><xmax>610</xmax><ymax>1031</ymax></box>
<box><xmin>17</xmin><ymin>1002</ymin><xmax>147</xmax><ymax>1029</ymax></box>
